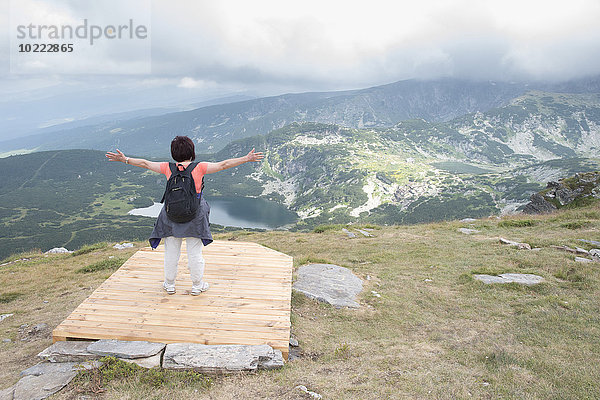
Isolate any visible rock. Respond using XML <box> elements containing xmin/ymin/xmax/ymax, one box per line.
<box><xmin>44</xmin><ymin>247</ymin><xmax>72</xmax><ymax>254</ymax></box>
<box><xmin>575</xmin><ymin>257</ymin><xmax>593</xmax><ymax>263</ymax></box>
<box><xmin>87</xmin><ymin>339</ymin><xmax>165</xmax><ymax>359</ymax></box>
<box><xmin>499</xmin><ymin>238</ymin><xmax>531</xmax><ymax>250</ymax></box>
<box><xmin>458</xmin><ymin>228</ymin><xmax>480</xmax><ymax>235</ymax></box>
<box><xmin>113</xmin><ymin>243</ymin><xmax>134</xmax><ymax>250</ymax></box>
<box><xmin>341</xmin><ymin>228</ymin><xmax>356</xmax><ymax>238</ymax></box>
<box><xmin>551</xmin><ymin>245</ymin><xmax>578</xmax><ymax>254</ymax></box>
<box><xmin>293</xmin><ymin>264</ymin><xmax>363</xmax><ymax>308</ymax></box>
<box><xmin>295</xmin><ymin>385</ymin><xmax>322</xmax><ymax>399</ymax></box>
<box><xmin>579</xmin><ymin>239</ymin><xmax>600</xmax><ymax>246</ymax></box>
<box><xmin>120</xmin><ymin>352</ymin><xmax>162</xmax><ymax>368</ymax></box>
<box><xmin>575</xmin><ymin>247</ymin><xmax>589</xmax><ymax>255</ymax></box>
<box><xmin>460</xmin><ymin>218</ymin><xmax>478</xmax><ymax>223</ymax></box>
<box><xmin>0</xmin><ymin>314</ymin><xmax>13</xmax><ymax>323</ymax></box>
<box><xmin>289</xmin><ymin>336</ymin><xmax>299</xmax><ymax>347</ymax></box>
<box><xmin>355</xmin><ymin>229</ymin><xmax>373</xmax><ymax>237</ymax></box>
<box><xmin>28</xmin><ymin>324</ymin><xmax>48</xmax><ymax>335</ymax></box>
<box><xmin>13</xmin><ymin>369</ymin><xmax>78</xmax><ymax>400</ymax></box>
<box><xmin>259</xmin><ymin>349</ymin><xmax>284</xmax><ymax>370</ymax></box>
<box><xmin>0</xmin><ymin>387</ymin><xmax>14</xmax><ymax>400</ymax></box>
<box><xmin>3</xmin><ymin>338</ymin><xmax>12</xmax><ymax>343</ymax></box>
<box><xmin>21</xmin><ymin>361</ymin><xmax>100</xmax><ymax>377</ymax></box>
<box><xmin>162</xmin><ymin>343</ymin><xmax>284</xmax><ymax>373</ymax></box>
<box><xmin>38</xmin><ymin>341</ymin><xmax>98</xmax><ymax>363</ymax></box>
<box><xmin>523</xmin><ymin>193</ymin><xmax>557</xmax><ymax>214</ymax></box>
<box><xmin>589</xmin><ymin>249</ymin><xmax>600</xmax><ymax>259</ymax></box>
<box><xmin>474</xmin><ymin>273</ymin><xmax>544</xmax><ymax>285</ymax></box>
<box><xmin>371</xmin><ymin>290</ymin><xmax>381</xmax><ymax>297</ymax></box>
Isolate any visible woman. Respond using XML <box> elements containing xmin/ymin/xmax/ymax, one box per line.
<box><xmin>105</xmin><ymin>136</ymin><xmax>264</xmax><ymax>296</ymax></box>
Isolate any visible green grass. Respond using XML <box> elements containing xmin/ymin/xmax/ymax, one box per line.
<box><xmin>76</xmin><ymin>257</ymin><xmax>126</xmax><ymax>273</ymax></box>
<box><xmin>498</xmin><ymin>219</ymin><xmax>538</xmax><ymax>227</ymax></box>
<box><xmin>560</xmin><ymin>220</ymin><xmax>592</xmax><ymax>229</ymax></box>
<box><xmin>70</xmin><ymin>356</ymin><xmax>213</xmax><ymax>396</ymax></box>
<box><xmin>71</xmin><ymin>242</ymin><xmax>108</xmax><ymax>257</ymax></box>
<box><xmin>0</xmin><ymin>292</ymin><xmax>23</xmax><ymax>303</ymax></box>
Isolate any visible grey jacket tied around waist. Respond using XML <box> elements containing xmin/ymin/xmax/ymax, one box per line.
<box><xmin>148</xmin><ymin>192</ymin><xmax>213</xmax><ymax>249</ymax></box>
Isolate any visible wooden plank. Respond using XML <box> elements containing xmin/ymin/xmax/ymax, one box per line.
<box><xmin>73</xmin><ymin>303</ymin><xmax>291</xmax><ymax>322</ymax></box>
<box><xmin>54</xmin><ymin>321</ymin><xmax>290</xmax><ymax>343</ymax></box>
<box><xmin>53</xmin><ymin>241</ymin><xmax>292</xmax><ymax>361</ymax></box>
<box><xmin>82</xmin><ymin>296</ymin><xmax>291</xmax><ymax>313</ymax></box>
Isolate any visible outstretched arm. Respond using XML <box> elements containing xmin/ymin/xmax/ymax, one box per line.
<box><xmin>205</xmin><ymin>148</ymin><xmax>264</xmax><ymax>174</ymax></box>
<box><xmin>105</xmin><ymin>149</ymin><xmax>162</xmax><ymax>174</ymax></box>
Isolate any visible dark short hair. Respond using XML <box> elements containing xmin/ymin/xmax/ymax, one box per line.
<box><xmin>170</xmin><ymin>136</ymin><xmax>195</xmax><ymax>162</ymax></box>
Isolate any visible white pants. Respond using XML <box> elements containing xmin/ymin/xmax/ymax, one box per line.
<box><xmin>163</xmin><ymin>236</ymin><xmax>205</xmax><ymax>287</ymax></box>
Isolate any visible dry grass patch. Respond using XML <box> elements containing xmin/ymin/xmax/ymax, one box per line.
<box><xmin>2</xmin><ymin>203</ymin><xmax>600</xmax><ymax>399</ymax></box>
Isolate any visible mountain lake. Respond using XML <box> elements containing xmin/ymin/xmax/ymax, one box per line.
<box><xmin>128</xmin><ymin>196</ymin><xmax>298</xmax><ymax>229</ymax></box>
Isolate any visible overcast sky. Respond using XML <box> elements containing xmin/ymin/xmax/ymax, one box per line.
<box><xmin>1</xmin><ymin>0</ymin><xmax>600</xmax><ymax>108</ymax></box>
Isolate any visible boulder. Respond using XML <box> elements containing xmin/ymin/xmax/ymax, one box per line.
<box><xmin>44</xmin><ymin>247</ymin><xmax>72</xmax><ymax>254</ymax></box>
<box><xmin>460</xmin><ymin>218</ymin><xmax>478</xmax><ymax>223</ymax></box>
<box><xmin>474</xmin><ymin>273</ymin><xmax>544</xmax><ymax>285</ymax></box>
<box><xmin>87</xmin><ymin>339</ymin><xmax>165</xmax><ymax>359</ymax></box>
<box><xmin>162</xmin><ymin>343</ymin><xmax>284</xmax><ymax>373</ymax></box>
<box><xmin>522</xmin><ymin>193</ymin><xmax>557</xmax><ymax>214</ymax></box>
<box><xmin>293</xmin><ymin>263</ymin><xmax>363</xmax><ymax>308</ymax></box>
<box><xmin>38</xmin><ymin>341</ymin><xmax>98</xmax><ymax>363</ymax></box>
<box><xmin>113</xmin><ymin>243</ymin><xmax>134</xmax><ymax>250</ymax></box>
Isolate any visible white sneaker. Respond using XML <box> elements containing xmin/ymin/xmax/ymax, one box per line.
<box><xmin>191</xmin><ymin>281</ymin><xmax>209</xmax><ymax>296</ymax></box>
<box><xmin>163</xmin><ymin>282</ymin><xmax>175</xmax><ymax>295</ymax></box>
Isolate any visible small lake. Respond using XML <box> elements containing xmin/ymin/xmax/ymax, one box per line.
<box><xmin>128</xmin><ymin>196</ymin><xmax>297</xmax><ymax>229</ymax></box>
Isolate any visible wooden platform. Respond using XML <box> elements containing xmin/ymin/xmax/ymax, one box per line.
<box><xmin>53</xmin><ymin>240</ymin><xmax>293</xmax><ymax>359</ymax></box>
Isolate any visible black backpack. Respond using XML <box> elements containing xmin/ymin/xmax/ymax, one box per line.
<box><xmin>160</xmin><ymin>162</ymin><xmax>203</xmax><ymax>223</ymax></box>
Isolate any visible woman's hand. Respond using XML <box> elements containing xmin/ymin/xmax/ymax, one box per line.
<box><xmin>245</xmin><ymin>148</ymin><xmax>264</xmax><ymax>162</ymax></box>
<box><xmin>106</xmin><ymin>149</ymin><xmax>126</xmax><ymax>163</ymax></box>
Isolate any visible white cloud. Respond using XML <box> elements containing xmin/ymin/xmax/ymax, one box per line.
<box><xmin>2</xmin><ymin>0</ymin><xmax>600</xmax><ymax>89</ymax></box>
<box><xmin>177</xmin><ymin>77</ymin><xmax>212</xmax><ymax>89</ymax></box>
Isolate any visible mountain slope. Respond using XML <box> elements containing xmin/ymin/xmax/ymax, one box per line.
<box><xmin>0</xmin><ymin>78</ymin><xmax>531</xmax><ymax>157</ymax></box>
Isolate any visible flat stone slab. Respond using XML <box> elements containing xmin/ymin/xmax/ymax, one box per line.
<box><xmin>0</xmin><ymin>387</ymin><xmax>14</xmax><ymax>400</ymax></box>
<box><xmin>460</xmin><ymin>218</ymin><xmax>478</xmax><ymax>223</ymax></box>
<box><xmin>355</xmin><ymin>229</ymin><xmax>373</xmax><ymax>237</ymax></box>
<box><xmin>163</xmin><ymin>343</ymin><xmax>284</xmax><ymax>373</ymax></box>
<box><xmin>13</xmin><ymin>371</ymin><xmax>78</xmax><ymax>400</ymax></box>
<box><xmin>458</xmin><ymin>228</ymin><xmax>480</xmax><ymax>234</ymax></box>
<box><xmin>38</xmin><ymin>341</ymin><xmax>98</xmax><ymax>363</ymax></box>
<box><xmin>119</xmin><ymin>352</ymin><xmax>162</xmax><ymax>368</ymax></box>
<box><xmin>87</xmin><ymin>339</ymin><xmax>165</xmax><ymax>359</ymax></box>
<box><xmin>293</xmin><ymin>263</ymin><xmax>363</xmax><ymax>308</ymax></box>
<box><xmin>579</xmin><ymin>239</ymin><xmax>600</xmax><ymax>246</ymax></box>
<box><xmin>499</xmin><ymin>238</ymin><xmax>531</xmax><ymax>250</ymax></box>
<box><xmin>21</xmin><ymin>361</ymin><xmax>100</xmax><ymax>377</ymax></box>
<box><xmin>474</xmin><ymin>273</ymin><xmax>544</xmax><ymax>285</ymax></box>
<box><xmin>575</xmin><ymin>257</ymin><xmax>593</xmax><ymax>263</ymax></box>
<box><xmin>341</xmin><ymin>228</ymin><xmax>356</xmax><ymax>238</ymax></box>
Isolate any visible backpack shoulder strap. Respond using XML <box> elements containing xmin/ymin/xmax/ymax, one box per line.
<box><xmin>168</xmin><ymin>162</ymin><xmax>178</xmax><ymax>176</ymax></box>
<box><xmin>186</xmin><ymin>162</ymin><xmax>199</xmax><ymax>173</ymax></box>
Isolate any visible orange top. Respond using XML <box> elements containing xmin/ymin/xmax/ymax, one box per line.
<box><xmin>160</xmin><ymin>162</ymin><xmax>208</xmax><ymax>194</ymax></box>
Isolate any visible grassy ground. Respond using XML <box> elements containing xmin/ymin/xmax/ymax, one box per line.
<box><xmin>1</xmin><ymin>203</ymin><xmax>600</xmax><ymax>399</ymax></box>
